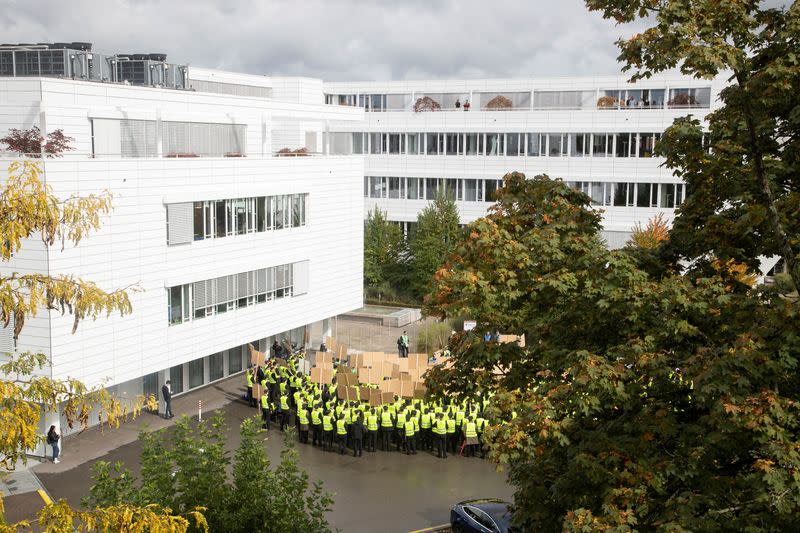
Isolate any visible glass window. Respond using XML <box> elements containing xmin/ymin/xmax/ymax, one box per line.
<box><xmin>426</xmin><ymin>133</ymin><xmax>441</xmax><ymax>155</ymax></box>
<box><xmin>615</xmin><ymin>133</ymin><xmax>634</xmax><ymax>157</ymax></box>
<box><xmin>214</xmin><ymin>200</ymin><xmax>226</xmax><ymax>238</ymax></box>
<box><xmin>388</xmin><ymin>177</ymin><xmax>403</xmax><ymax>199</ymax></box>
<box><xmin>660</xmin><ymin>184</ymin><xmax>677</xmax><ymax>208</ymax></box>
<box><xmin>292</xmin><ymin>194</ymin><xmax>302</xmax><ymax>226</ymax></box>
<box><xmin>353</xmin><ymin>133</ymin><xmax>364</xmax><ymax>154</ymax></box>
<box><xmin>233</xmin><ymin>199</ymin><xmax>247</xmax><ymax>235</ymax></box>
<box><xmin>170</xmin><ymin>365</ymin><xmax>184</xmax><ymax>394</ymax></box>
<box><xmin>507</xmin><ymin>134</ymin><xmax>521</xmax><ymax>156</ymax></box>
<box><xmin>668</xmin><ymin>87</ymin><xmax>711</xmax><ymax>108</ymax></box>
<box><xmin>228</xmin><ymin>347</ymin><xmax>242</xmax><ymax>374</ymax></box>
<box><xmin>442</xmin><ymin>179</ymin><xmax>456</xmax><ymax>201</ymax></box>
<box><xmin>446</xmin><ymin>133</ymin><xmax>460</xmax><ymax>155</ymax></box>
<box><xmin>369</xmin><ymin>177</ymin><xmax>385</xmax><ymax>198</ymax></box>
<box><xmin>526</xmin><ymin>134</ymin><xmax>540</xmax><ymax>156</ymax></box>
<box><xmin>369</xmin><ymin>133</ymin><xmax>382</xmax><ymax>154</ymax></box>
<box><xmin>477</xmin><ymin>91</ymin><xmax>531</xmax><ymax>110</ymax></box>
<box><xmin>188</xmin><ymin>358</ymin><xmax>204</xmax><ymax>389</ymax></box>
<box><xmin>570</xmin><ymin>134</ymin><xmax>589</xmax><ymax>157</ymax></box>
<box><xmin>274</xmin><ymin>196</ymin><xmax>285</xmax><ymax>228</ymax></box>
<box><xmin>590</xmin><ymin>182</ymin><xmax>605</xmax><ymax>206</ymax></box>
<box><xmin>613</xmin><ymin>183</ymin><xmax>630</xmax><ymax>206</ymax></box>
<box><xmin>387</xmin><ymin>133</ymin><xmax>403</xmax><ymax>154</ymax></box>
<box><xmin>592</xmin><ymin>134</ymin><xmax>612</xmax><ymax>157</ymax></box>
<box><xmin>407</xmin><ymin>178</ymin><xmax>421</xmax><ymax>200</ymax></box>
<box><xmin>256</xmin><ymin>197</ymin><xmax>266</xmax><ymax>231</ymax></box>
<box><xmin>407</xmin><ymin>133</ymin><xmax>419</xmax><ymax>154</ymax></box>
<box><xmin>168</xmin><ymin>286</ymin><xmax>184</xmax><ymax>325</ymax></box>
<box><xmin>465</xmin><ymin>134</ymin><xmax>482</xmax><ymax>155</ymax></box>
<box><xmin>425</xmin><ymin>178</ymin><xmax>438</xmax><ymax>200</ymax></box>
<box><xmin>533</xmin><ymin>90</ymin><xmax>595</xmax><ymax>109</ymax></box>
<box><xmin>463</xmin><ymin>179</ymin><xmax>478</xmax><ymax>201</ymax></box>
<box><xmin>636</xmin><ymin>183</ymin><xmax>653</xmax><ymax>207</ymax></box>
<box><xmin>548</xmin><ymin>134</ymin><xmax>565</xmax><ymax>157</ymax></box>
<box><xmin>639</xmin><ymin>133</ymin><xmax>661</xmax><ymax>158</ymax></box>
<box><xmin>193</xmin><ymin>202</ymin><xmax>204</xmax><ymax>241</ymax></box>
<box><xmin>209</xmin><ymin>352</ymin><xmax>224</xmax><ymax>381</ymax></box>
<box><xmin>486</xmin><ymin>134</ymin><xmax>504</xmax><ymax>156</ymax></box>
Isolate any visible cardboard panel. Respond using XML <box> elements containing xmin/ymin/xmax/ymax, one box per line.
<box><xmin>358</xmin><ymin>367</ymin><xmax>372</xmax><ymax>384</ymax></box>
<box><xmin>337</xmin><ymin>384</ymin><xmax>348</xmax><ymax>400</ymax></box>
<box><xmin>397</xmin><ymin>359</ymin><xmax>409</xmax><ymax>372</ymax></box>
<box><xmin>379</xmin><ymin>380</ymin><xmax>392</xmax><ymax>393</ymax></box>
<box><xmin>370</xmin><ymin>389</ymin><xmax>383</xmax><ymax>407</ymax></box>
<box><xmin>359</xmin><ymin>386</ymin><xmax>372</xmax><ymax>401</ymax></box>
<box><xmin>399</xmin><ymin>372</ymin><xmax>412</xmax><ymax>381</ymax></box>
<box><xmin>381</xmin><ymin>392</ymin><xmax>394</xmax><ymax>405</ymax></box>
<box><xmin>388</xmin><ymin>379</ymin><xmax>401</xmax><ymax>396</ymax></box>
<box><xmin>413</xmin><ymin>387</ymin><xmax>427</xmax><ymax>400</ymax></box>
<box><xmin>318</xmin><ymin>352</ymin><xmax>334</xmax><ymax>367</ymax></box>
<box><xmin>344</xmin><ymin>373</ymin><xmax>359</xmax><ymax>387</ymax></box>
<box><xmin>408</xmin><ymin>353</ymin><xmax>427</xmax><ymax>369</ymax></box>
<box><xmin>310</xmin><ymin>367</ymin><xmax>333</xmax><ymax>385</ymax></box>
<box><xmin>400</xmin><ymin>380</ymin><xmax>415</xmax><ymax>399</ymax></box>
<box><xmin>249</xmin><ymin>344</ymin><xmax>266</xmax><ymax>367</ymax></box>
<box><xmin>347</xmin><ymin>386</ymin><xmax>359</xmax><ymax>401</ymax></box>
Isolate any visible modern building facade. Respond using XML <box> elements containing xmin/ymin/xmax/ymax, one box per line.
<box><xmin>0</xmin><ymin>43</ymin><xmax>364</xmax><ymax>435</ymax></box>
<box><xmin>322</xmin><ymin>76</ymin><xmax>725</xmax><ymax>246</ymax></box>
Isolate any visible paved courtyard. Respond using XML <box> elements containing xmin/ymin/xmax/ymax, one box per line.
<box><xmin>28</xmin><ymin>318</ymin><xmax>512</xmax><ymax>533</ymax></box>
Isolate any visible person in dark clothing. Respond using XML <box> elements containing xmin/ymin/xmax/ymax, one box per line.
<box><xmin>256</xmin><ymin>364</ymin><xmax>265</xmax><ymax>385</ymax></box>
<box><xmin>271</xmin><ymin>340</ymin><xmax>281</xmax><ymax>357</ymax></box>
<box><xmin>351</xmin><ymin>413</ymin><xmax>365</xmax><ymax>457</ymax></box>
<box><xmin>161</xmin><ymin>381</ymin><xmax>173</xmax><ymax>418</ymax></box>
<box><xmin>46</xmin><ymin>425</ymin><xmax>60</xmax><ymax>463</ymax></box>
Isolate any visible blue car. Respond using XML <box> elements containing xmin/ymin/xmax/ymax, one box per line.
<box><xmin>450</xmin><ymin>499</ymin><xmax>515</xmax><ymax>533</ymax></box>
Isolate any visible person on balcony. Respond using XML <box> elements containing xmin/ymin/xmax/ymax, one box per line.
<box><xmin>455</xmin><ymin>98</ymin><xmax>461</xmax><ymax>109</ymax></box>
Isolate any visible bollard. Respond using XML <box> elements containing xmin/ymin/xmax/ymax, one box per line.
<box><xmin>198</xmin><ymin>400</ymin><xmax>202</xmax><ymax>421</ymax></box>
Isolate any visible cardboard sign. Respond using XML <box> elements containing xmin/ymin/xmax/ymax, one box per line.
<box><xmin>310</xmin><ymin>367</ymin><xmax>333</xmax><ymax>385</ymax></box>
<box><xmin>337</xmin><ymin>384</ymin><xmax>348</xmax><ymax>400</ymax></box>
<box><xmin>408</xmin><ymin>353</ymin><xmax>427</xmax><ymax>370</ymax></box>
<box><xmin>381</xmin><ymin>391</ymin><xmax>394</xmax><ymax>405</ymax></box>
<box><xmin>399</xmin><ymin>372</ymin><xmax>412</xmax><ymax>382</ymax></box>
<box><xmin>369</xmin><ymin>389</ymin><xmax>383</xmax><ymax>407</ymax></box>
<box><xmin>413</xmin><ymin>387</ymin><xmax>427</xmax><ymax>400</ymax></box>
<box><xmin>400</xmin><ymin>380</ymin><xmax>415</xmax><ymax>399</ymax></box>
<box><xmin>249</xmin><ymin>344</ymin><xmax>266</xmax><ymax>367</ymax></box>
<box><xmin>359</xmin><ymin>386</ymin><xmax>372</xmax><ymax>401</ymax></box>
<box><xmin>344</xmin><ymin>373</ymin><xmax>359</xmax><ymax>387</ymax></box>
<box><xmin>397</xmin><ymin>358</ymin><xmax>409</xmax><ymax>372</ymax></box>
<box><xmin>347</xmin><ymin>386</ymin><xmax>359</xmax><ymax>402</ymax></box>
<box><xmin>317</xmin><ymin>352</ymin><xmax>334</xmax><ymax>367</ymax></box>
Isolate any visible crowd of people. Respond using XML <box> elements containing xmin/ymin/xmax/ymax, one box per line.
<box><xmin>245</xmin><ymin>353</ymin><xmax>491</xmax><ymax>459</ymax></box>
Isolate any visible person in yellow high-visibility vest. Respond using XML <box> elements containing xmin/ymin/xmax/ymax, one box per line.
<box><xmin>322</xmin><ymin>410</ymin><xmax>334</xmax><ymax>452</ymax></box>
<box><xmin>367</xmin><ymin>408</ymin><xmax>379</xmax><ymax>452</ymax></box>
<box><xmin>336</xmin><ymin>415</ymin><xmax>348</xmax><ymax>455</ymax></box>
<box><xmin>245</xmin><ymin>365</ymin><xmax>255</xmax><ymax>407</ymax></box>
<box><xmin>464</xmin><ymin>416</ymin><xmax>479</xmax><ymax>457</ymax></box>
<box><xmin>404</xmin><ymin>410</ymin><xmax>418</xmax><ymax>455</ymax></box>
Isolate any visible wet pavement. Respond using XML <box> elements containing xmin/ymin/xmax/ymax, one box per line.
<box><xmin>35</xmin><ymin>392</ymin><xmax>512</xmax><ymax>533</ymax></box>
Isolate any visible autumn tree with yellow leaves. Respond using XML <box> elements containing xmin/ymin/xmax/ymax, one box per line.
<box><xmin>0</xmin><ymin>161</ymin><xmax>205</xmax><ymax>532</ymax></box>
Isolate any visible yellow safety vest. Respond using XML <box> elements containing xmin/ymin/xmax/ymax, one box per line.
<box><xmin>421</xmin><ymin>413</ymin><xmax>431</xmax><ymax>428</ymax></box>
<box><xmin>368</xmin><ymin>415</ymin><xmax>378</xmax><ymax>431</ymax></box>
<box><xmin>465</xmin><ymin>421</ymin><xmax>477</xmax><ymax>438</ymax></box>
<box><xmin>323</xmin><ymin>415</ymin><xmax>333</xmax><ymax>431</ymax></box>
<box><xmin>246</xmin><ymin>371</ymin><xmax>253</xmax><ymax>387</ymax></box>
<box><xmin>261</xmin><ymin>394</ymin><xmax>269</xmax><ymax>409</ymax></box>
<box><xmin>446</xmin><ymin>418</ymin><xmax>456</xmax><ymax>434</ymax></box>
<box><xmin>336</xmin><ymin>419</ymin><xmax>347</xmax><ymax>435</ymax></box>
<box><xmin>405</xmin><ymin>419</ymin><xmax>416</xmax><ymax>437</ymax></box>
<box><xmin>434</xmin><ymin>419</ymin><xmax>446</xmax><ymax>435</ymax></box>
<box><xmin>381</xmin><ymin>411</ymin><xmax>393</xmax><ymax>428</ymax></box>
<box><xmin>298</xmin><ymin>409</ymin><xmax>309</xmax><ymax>425</ymax></box>
<box><xmin>280</xmin><ymin>395</ymin><xmax>289</xmax><ymax>411</ymax></box>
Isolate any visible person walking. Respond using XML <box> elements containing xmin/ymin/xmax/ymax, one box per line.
<box><xmin>161</xmin><ymin>380</ymin><xmax>173</xmax><ymax>419</ymax></box>
<box><xmin>46</xmin><ymin>425</ymin><xmax>60</xmax><ymax>464</ymax></box>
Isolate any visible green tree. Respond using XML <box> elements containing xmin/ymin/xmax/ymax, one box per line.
<box><xmin>409</xmin><ymin>191</ymin><xmax>461</xmax><ymax>300</ymax></box>
<box><xmin>584</xmin><ymin>0</ymin><xmax>800</xmax><ymax>291</ymax></box>
<box><xmin>86</xmin><ymin>416</ymin><xmax>335</xmax><ymax>533</ymax></box>
<box><xmin>363</xmin><ymin>208</ymin><xmax>406</xmax><ymax>299</ymax></box>
<box><xmin>426</xmin><ymin>172</ymin><xmax>800</xmax><ymax>531</ymax></box>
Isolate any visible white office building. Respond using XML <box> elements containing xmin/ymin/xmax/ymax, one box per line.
<box><xmin>0</xmin><ymin>43</ymin><xmax>363</xmax><ymax>434</ymax></box>
<box><xmin>322</xmin><ymin>76</ymin><xmax>725</xmax><ymax>247</ymax></box>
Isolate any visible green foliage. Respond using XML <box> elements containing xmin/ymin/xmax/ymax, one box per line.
<box><xmin>585</xmin><ymin>0</ymin><xmax>800</xmax><ymax>293</ymax></box>
<box><xmin>363</xmin><ymin>209</ymin><xmax>409</xmax><ymax>300</ymax></box>
<box><xmin>414</xmin><ymin>320</ymin><xmax>452</xmax><ymax>355</ymax></box>
<box><xmin>426</xmin><ymin>172</ymin><xmax>800</xmax><ymax>531</ymax></box>
<box><xmin>772</xmin><ymin>272</ymin><xmax>796</xmax><ymax>295</ymax></box>
<box><xmin>409</xmin><ymin>191</ymin><xmax>461</xmax><ymax>300</ymax></box>
<box><xmin>86</xmin><ymin>416</ymin><xmax>335</xmax><ymax>533</ymax></box>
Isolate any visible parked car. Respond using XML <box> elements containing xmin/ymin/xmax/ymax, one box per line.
<box><xmin>450</xmin><ymin>499</ymin><xmax>514</xmax><ymax>533</ymax></box>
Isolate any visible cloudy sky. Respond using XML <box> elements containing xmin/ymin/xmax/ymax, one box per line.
<box><xmin>2</xmin><ymin>0</ymin><xmax>650</xmax><ymax>81</ymax></box>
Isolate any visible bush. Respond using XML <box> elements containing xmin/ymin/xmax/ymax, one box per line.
<box><xmin>415</xmin><ymin>321</ymin><xmax>452</xmax><ymax>355</ymax></box>
<box><xmin>772</xmin><ymin>272</ymin><xmax>796</xmax><ymax>294</ymax></box>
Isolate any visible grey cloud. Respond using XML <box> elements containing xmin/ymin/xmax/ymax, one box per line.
<box><xmin>0</xmin><ymin>0</ymin><xmax>652</xmax><ymax>81</ymax></box>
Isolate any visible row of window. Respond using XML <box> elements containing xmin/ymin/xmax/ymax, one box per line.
<box><xmin>353</xmin><ymin>132</ymin><xmax>669</xmax><ymax>158</ymax></box>
<box><xmin>325</xmin><ymin>87</ymin><xmax>711</xmax><ymax>111</ymax></box>
<box><xmin>93</xmin><ymin>119</ymin><xmax>247</xmax><ymax>158</ymax></box>
<box><xmin>167</xmin><ymin>261</ymin><xmax>309</xmax><ymax>325</ymax></box>
<box><xmin>166</xmin><ymin>194</ymin><xmax>308</xmax><ymax>246</ymax></box>
<box><xmin>363</xmin><ymin>176</ymin><xmax>686</xmax><ymax>208</ymax></box>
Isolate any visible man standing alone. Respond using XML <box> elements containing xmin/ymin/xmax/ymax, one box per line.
<box><xmin>161</xmin><ymin>380</ymin><xmax>173</xmax><ymax>419</ymax></box>
<box><xmin>400</xmin><ymin>331</ymin><xmax>409</xmax><ymax>358</ymax></box>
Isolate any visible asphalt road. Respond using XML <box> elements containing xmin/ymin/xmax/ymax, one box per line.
<box><xmin>36</xmin><ymin>399</ymin><xmax>513</xmax><ymax>533</ymax></box>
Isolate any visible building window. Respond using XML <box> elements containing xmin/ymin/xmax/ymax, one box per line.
<box><xmin>209</xmin><ymin>352</ymin><xmax>224</xmax><ymax>381</ymax></box>
<box><xmin>188</xmin><ymin>358</ymin><xmax>204</xmax><ymax>389</ymax></box>
<box><xmin>526</xmin><ymin>134</ymin><xmax>541</xmax><ymax>156</ymax></box>
<box><xmin>228</xmin><ymin>347</ymin><xmax>243</xmax><ymax>374</ymax></box>
<box><xmin>486</xmin><ymin>134</ymin><xmax>505</xmax><ymax>156</ymax></box>
<box><xmin>668</xmin><ymin>88</ymin><xmax>711</xmax><ymax>109</ymax></box>
<box><xmin>170</xmin><ymin>365</ymin><xmax>184</xmax><ymax>394</ymax></box>
<box><xmin>425</xmin><ymin>133</ymin><xmax>442</xmax><ymax>155</ymax></box>
<box><xmin>465</xmin><ymin>134</ymin><xmax>483</xmax><ymax>155</ymax></box>
<box><xmin>168</xmin><ymin>261</ymin><xmax>308</xmax><ymax>324</ymax></box>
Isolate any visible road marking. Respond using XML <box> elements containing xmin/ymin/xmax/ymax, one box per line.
<box><xmin>37</xmin><ymin>489</ymin><xmax>52</xmax><ymax>505</ymax></box>
<box><xmin>407</xmin><ymin>525</ymin><xmax>449</xmax><ymax>533</ymax></box>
